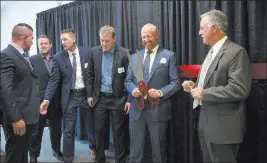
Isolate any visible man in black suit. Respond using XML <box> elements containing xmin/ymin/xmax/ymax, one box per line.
<box><xmin>0</xmin><ymin>23</ymin><xmax>40</xmax><ymax>163</ymax></box>
<box><xmin>29</xmin><ymin>35</ymin><xmax>63</xmax><ymax>162</ymax></box>
<box><xmin>86</xmin><ymin>25</ymin><xmax>130</xmax><ymax>163</ymax></box>
<box><xmin>40</xmin><ymin>29</ymin><xmax>95</xmax><ymax>163</ymax></box>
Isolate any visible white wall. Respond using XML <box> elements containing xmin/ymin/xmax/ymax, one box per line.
<box><xmin>1</xmin><ymin>1</ymin><xmax>73</xmax><ymax>55</ymax></box>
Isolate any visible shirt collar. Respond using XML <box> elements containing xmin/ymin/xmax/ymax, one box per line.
<box><xmin>145</xmin><ymin>44</ymin><xmax>159</xmax><ymax>54</ymax></box>
<box><xmin>67</xmin><ymin>46</ymin><xmax>79</xmax><ymax>56</ymax></box>
<box><xmin>211</xmin><ymin>36</ymin><xmax>228</xmax><ymax>54</ymax></box>
<box><xmin>103</xmin><ymin>45</ymin><xmax>115</xmax><ymax>54</ymax></box>
<box><xmin>40</xmin><ymin>53</ymin><xmax>52</xmax><ymax>60</ymax></box>
<box><xmin>10</xmin><ymin>42</ymin><xmax>25</xmax><ymax>55</ymax></box>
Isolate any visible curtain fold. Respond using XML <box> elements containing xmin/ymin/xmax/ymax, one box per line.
<box><xmin>36</xmin><ymin>1</ymin><xmax>267</xmax><ymax>163</ymax></box>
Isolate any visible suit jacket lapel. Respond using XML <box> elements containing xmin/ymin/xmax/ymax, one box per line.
<box><xmin>148</xmin><ymin>48</ymin><xmax>163</xmax><ymax>82</ymax></box>
<box><xmin>63</xmin><ymin>50</ymin><xmax>72</xmax><ymax>72</ymax></box>
<box><xmin>112</xmin><ymin>47</ymin><xmax>119</xmax><ymax>81</ymax></box>
<box><xmin>78</xmin><ymin>47</ymin><xmax>85</xmax><ymax>76</ymax></box>
<box><xmin>11</xmin><ymin>47</ymin><xmax>36</xmax><ymax>75</ymax></box>
<box><xmin>37</xmin><ymin>54</ymin><xmax>49</xmax><ymax>77</ymax></box>
<box><xmin>97</xmin><ymin>47</ymin><xmax>103</xmax><ymax>81</ymax></box>
<box><xmin>203</xmin><ymin>39</ymin><xmax>231</xmax><ymax>88</ymax></box>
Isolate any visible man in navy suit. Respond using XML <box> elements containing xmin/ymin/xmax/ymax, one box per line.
<box><xmin>40</xmin><ymin>29</ymin><xmax>95</xmax><ymax>163</ymax></box>
<box><xmin>125</xmin><ymin>23</ymin><xmax>180</xmax><ymax>163</ymax></box>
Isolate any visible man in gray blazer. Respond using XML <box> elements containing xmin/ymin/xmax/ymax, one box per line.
<box><xmin>125</xmin><ymin>23</ymin><xmax>180</xmax><ymax>163</ymax></box>
<box><xmin>182</xmin><ymin>10</ymin><xmax>252</xmax><ymax>163</ymax></box>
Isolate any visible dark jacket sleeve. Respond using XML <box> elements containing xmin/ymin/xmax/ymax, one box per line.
<box><xmin>0</xmin><ymin>52</ymin><xmax>22</xmax><ymax>123</ymax></box>
<box><xmin>85</xmin><ymin>50</ymin><xmax>94</xmax><ymax>98</ymax></box>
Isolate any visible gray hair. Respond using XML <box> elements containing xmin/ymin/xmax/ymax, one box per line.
<box><xmin>99</xmin><ymin>25</ymin><xmax>116</xmax><ymax>38</ymax></box>
<box><xmin>200</xmin><ymin>9</ymin><xmax>228</xmax><ymax>34</ymax></box>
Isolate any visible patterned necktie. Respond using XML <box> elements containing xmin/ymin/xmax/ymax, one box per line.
<box><xmin>143</xmin><ymin>51</ymin><xmax>152</xmax><ymax>83</ymax></box>
<box><xmin>71</xmin><ymin>53</ymin><xmax>77</xmax><ymax>89</ymax></box>
<box><xmin>193</xmin><ymin>48</ymin><xmax>213</xmax><ymax>109</ymax></box>
<box><xmin>22</xmin><ymin>52</ymin><xmax>33</xmax><ymax>70</ymax></box>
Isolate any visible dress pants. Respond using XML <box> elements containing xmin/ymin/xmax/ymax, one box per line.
<box><xmin>29</xmin><ymin>106</ymin><xmax>62</xmax><ymax>158</ymax></box>
<box><xmin>129</xmin><ymin>102</ymin><xmax>167</xmax><ymax>163</ymax></box>
<box><xmin>3</xmin><ymin>120</ymin><xmax>38</xmax><ymax>163</ymax></box>
<box><xmin>94</xmin><ymin>93</ymin><xmax>126</xmax><ymax>163</ymax></box>
<box><xmin>197</xmin><ymin>106</ymin><xmax>239</xmax><ymax>163</ymax></box>
<box><xmin>63</xmin><ymin>90</ymin><xmax>95</xmax><ymax>163</ymax></box>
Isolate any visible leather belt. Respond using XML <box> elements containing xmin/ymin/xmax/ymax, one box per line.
<box><xmin>100</xmin><ymin>92</ymin><xmax>114</xmax><ymax>97</ymax></box>
<box><xmin>70</xmin><ymin>88</ymin><xmax>85</xmax><ymax>92</ymax></box>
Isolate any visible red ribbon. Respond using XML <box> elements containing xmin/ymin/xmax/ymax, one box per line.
<box><xmin>179</xmin><ymin>63</ymin><xmax>267</xmax><ymax>79</ymax></box>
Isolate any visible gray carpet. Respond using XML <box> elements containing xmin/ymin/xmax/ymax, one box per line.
<box><xmin>1</xmin><ymin>127</ymin><xmax>115</xmax><ymax>162</ymax></box>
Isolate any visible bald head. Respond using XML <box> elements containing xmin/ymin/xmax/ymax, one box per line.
<box><xmin>141</xmin><ymin>23</ymin><xmax>157</xmax><ymax>33</ymax></box>
<box><xmin>12</xmin><ymin>23</ymin><xmax>33</xmax><ymax>41</ymax></box>
<box><xmin>141</xmin><ymin>23</ymin><xmax>159</xmax><ymax>51</ymax></box>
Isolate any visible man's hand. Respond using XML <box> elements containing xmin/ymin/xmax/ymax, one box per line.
<box><xmin>40</xmin><ymin>101</ymin><xmax>49</xmax><ymax>115</ymax></box>
<box><xmin>87</xmin><ymin>97</ymin><xmax>93</xmax><ymax>107</ymax></box>
<box><xmin>124</xmin><ymin>102</ymin><xmax>131</xmax><ymax>114</ymax></box>
<box><xmin>148</xmin><ymin>88</ymin><xmax>162</xmax><ymax>98</ymax></box>
<box><xmin>182</xmin><ymin>80</ymin><xmax>195</xmax><ymax>93</ymax></box>
<box><xmin>191</xmin><ymin>87</ymin><xmax>203</xmax><ymax>100</ymax></box>
<box><xmin>12</xmin><ymin>119</ymin><xmax>26</xmax><ymax>136</ymax></box>
<box><xmin>132</xmin><ymin>88</ymin><xmax>142</xmax><ymax>98</ymax></box>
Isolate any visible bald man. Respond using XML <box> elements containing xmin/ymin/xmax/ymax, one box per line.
<box><xmin>0</xmin><ymin>23</ymin><xmax>40</xmax><ymax>163</ymax></box>
<box><xmin>125</xmin><ymin>23</ymin><xmax>180</xmax><ymax>163</ymax></box>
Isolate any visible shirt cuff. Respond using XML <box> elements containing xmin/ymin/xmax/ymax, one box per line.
<box><xmin>159</xmin><ymin>90</ymin><xmax>164</xmax><ymax>97</ymax></box>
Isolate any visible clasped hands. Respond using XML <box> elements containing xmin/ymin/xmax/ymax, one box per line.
<box><xmin>132</xmin><ymin>88</ymin><xmax>162</xmax><ymax>98</ymax></box>
<box><xmin>182</xmin><ymin>80</ymin><xmax>203</xmax><ymax>100</ymax></box>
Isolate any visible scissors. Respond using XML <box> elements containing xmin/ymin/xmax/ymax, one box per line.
<box><xmin>127</xmin><ymin>50</ymin><xmax>160</xmax><ymax>109</ymax></box>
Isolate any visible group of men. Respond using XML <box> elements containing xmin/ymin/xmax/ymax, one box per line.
<box><xmin>0</xmin><ymin>9</ymin><xmax>252</xmax><ymax>163</ymax></box>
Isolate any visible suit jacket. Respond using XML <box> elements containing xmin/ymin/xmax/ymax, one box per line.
<box><xmin>85</xmin><ymin>45</ymin><xmax>129</xmax><ymax>108</ymax></box>
<box><xmin>30</xmin><ymin>54</ymin><xmax>61</xmax><ymax>114</ymax></box>
<box><xmin>44</xmin><ymin>46</ymin><xmax>90</xmax><ymax>113</ymax></box>
<box><xmin>125</xmin><ymin>47</ymin><xmax>180</xmax><ymax>121</ymax></box>
<box><xmin>0</xmin><ymin>45</ymin><xmax>40</xmax><ymax>124</ymax></box>
<box><xmin>199</xmin><ymin>38</ymin><xmax>252</xmax><ymax>144</ymax></box>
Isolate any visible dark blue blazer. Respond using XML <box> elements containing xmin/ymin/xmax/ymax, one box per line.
<box><xmin>44</xmin><ymin>46</ymin><xmax>90</xmax><ymax>112</ymax></box>
<box><xmin>125</xmin><ymin>47</ymin><xmax>180</xmax><ymax>121</ymax></box>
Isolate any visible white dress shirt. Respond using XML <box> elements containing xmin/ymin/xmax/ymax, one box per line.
<box><xmin>67</xmin><ymin>47</ymin><xmax>85</xmax><ymax>89</ymax></box>
<box><xmin>144</xmin><ymin>44</ymin><xmax>159</xmax><ymax>73</ymax></box>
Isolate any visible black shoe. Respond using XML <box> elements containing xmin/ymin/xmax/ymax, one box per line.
<box><xmin>53</xmin><ymin>150</ymin><xmax>63</xmax><ymax>161</ymax></box>
<box><xmin>30</xmin><ymin>157</ymin><xmax>37</xmax><ymax>163</ymax></box>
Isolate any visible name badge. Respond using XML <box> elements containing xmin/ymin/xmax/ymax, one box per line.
<box><xmin>118</xmin><ymin>67</ymin><xmax>125</xmax><ymax>73</ymax></box>
<box><xmin>84</xmin><ymin>63</ymin><xmax>88</xmax><ymax>68</ymax></box>
<box><xmin>160</xmin><ymin>58</ymin><xmax>167</xmax><ymax>64</ymax></box>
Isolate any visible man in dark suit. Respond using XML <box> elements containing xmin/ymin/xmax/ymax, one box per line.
<box><xmin>182</xmin><ymin>10</ymin><xmax>252</xmax><ymax>163</ymax></box>
<box><xmin>125</xmin><ymin>23</ymin><xmax>180</xmax><ymax>163</ymax></box>
<box><xmin>29</xmin><ymin>35</ymin><xmax>63</xmax><ymax>162</ymax></box>
<box><xmin>86</xmin><ymin>25</ymin><xmax>130</xmax><ymax>163</ymax></box>
<box><xmin>0</xmin><ymin>23</ymin><xmax>40</xmax><ymax>163</ymax></box>
<box><xmin>39</xmin><ymin>29</ymin><xmax>95</xmax><ymax>163</ymax></box>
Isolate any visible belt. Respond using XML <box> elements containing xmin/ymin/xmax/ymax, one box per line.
<box><xmin>70</xmin><ymin>88</ymin><xmax>85</xmax><ymax>92</ymax></box>
<box><xmin>100</xmin><ymin>92</ymin><xmax>114</xmax><ymax>97</ymax></box>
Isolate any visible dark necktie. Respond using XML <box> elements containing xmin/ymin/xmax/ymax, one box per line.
<box><xmin>71</xmin><ymin>53</ymin><xmax>77</xmax><ymax>89</ymax></box>
<box><xmin>22</xmin><ymin>52</ymin><xmax>33</xmax><ymax>70</ymax></box>
<box><xmin>143</xmin><ymin>51</ymin><xmax>152</xmax><ymax>83</ymax></box>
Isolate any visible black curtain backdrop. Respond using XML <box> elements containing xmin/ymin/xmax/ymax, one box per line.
<box><xmin>36</xmin><ymin>1</ymin><xmax>267</xmax><ymax>163</ymax></box>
